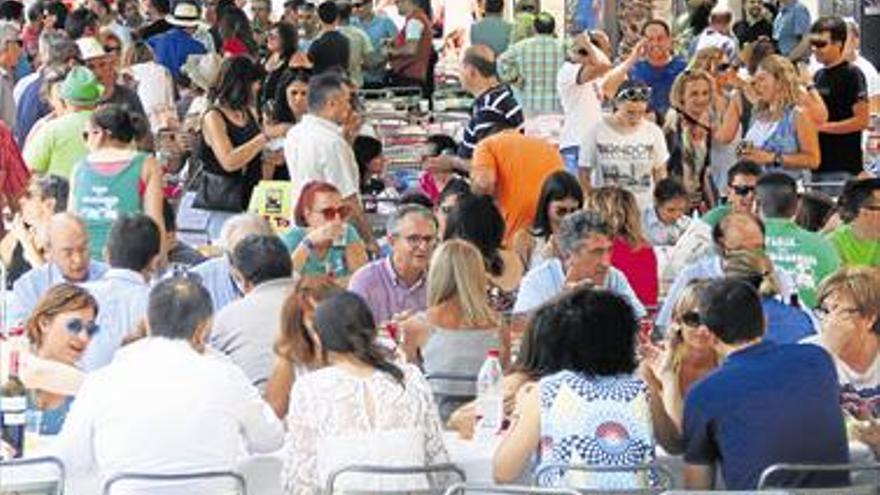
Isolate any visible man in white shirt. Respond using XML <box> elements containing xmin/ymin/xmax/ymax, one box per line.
<box><xmin>211</xmin><ymin>234</ymin><xmax>295</xmax><ymax>389</ymax></box>
<box><xmin>55</xmin><ymin>276</ymin><xmax>284</xmax><ymax>489</ymax></box>
<box><xmin>80</xmin><ymin>214</ymin><xmax>161</xmax><ymax>371</ymax></box>
<box><xmin>557</xmin><ymin>29</ymin><xmax>612</xmax><ymax>175</ymax></box>
<box><xmin>284</xmin><ymin>71</ymin><xmax>375</xmax><ymax>251</ymax></box>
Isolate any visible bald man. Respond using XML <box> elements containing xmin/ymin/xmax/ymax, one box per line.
<box><xmin>9</xmin><ymin>213</ymin><xmax>108</xmax><ymax>327</ymax></box>
<box><xmin>655</xmin><ymin>212</ymin><xmax>796</xmax><ymax>331</ymax></box>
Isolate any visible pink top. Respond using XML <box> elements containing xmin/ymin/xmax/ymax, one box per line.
<box><xmin>611</xmin><ymin>237</ymin><xmax>658</xmax><ymax>310</ymax></box>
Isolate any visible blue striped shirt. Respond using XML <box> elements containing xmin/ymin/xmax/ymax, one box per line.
<box><xmin>457</xmin><ymin>84</ymin><xmax>523</xmax><ymax>159</ymax></box>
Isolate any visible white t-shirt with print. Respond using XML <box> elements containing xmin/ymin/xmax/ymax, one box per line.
<box><xmin>802</xmin><ymin>335</ymin><xmax>880</xmax><ymax>419</ymax></box>
<box><xmin>557</xmin><ymin>61</ymin><xmax>604</xmax><ymax>149</ymax></box>
<box><xmin>579</xmin><ymin>116</ymin><xmax>670</xmax><ymax>210</ymax></box>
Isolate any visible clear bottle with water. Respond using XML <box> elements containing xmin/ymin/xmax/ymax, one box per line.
<box><xmin>474</xmin><ymin>349</ymin><xmax>504</xmax><ymax>440</ymax></box>
<box><xmin>866</xmin><ymin>114</ymin><xmax>880</xmax><ymax>176</ymax></box>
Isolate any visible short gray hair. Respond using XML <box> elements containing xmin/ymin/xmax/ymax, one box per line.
<box><xmin>556</xmin><ymin>210</ymin><xmax>611</xmax><ymax>255</ymax></box>
<box><xmin>40</xmin><ymin>31</ymin><xmax>77</xmax><ymax>67</ymax></box>
<box><xmin>218</xmin><ymin>214</ymin><xmax>272</xmax><ymax>252</ymax></box>
<box><xmin>386</xmin><ymin>204</ymin><xmax>437</xmax><ymax>235</ymax></box>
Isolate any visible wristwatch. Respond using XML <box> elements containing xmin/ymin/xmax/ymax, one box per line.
<box><xmin>773</xmin><ymin>151</ymin><xmax>784</xmax><ymax>168</ymax></box>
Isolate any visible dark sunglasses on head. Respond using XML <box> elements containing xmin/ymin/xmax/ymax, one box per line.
<box><xmin>732</xmin><ymin>185</ymin><xmax>756</xmax><ymax>196</ymax></box>
<box><xmin>616</xmin><ymin>86</ymin><xmax>652</xmax><ymax>102</ymax></box>
<box><xmin>318</xmin><ymin>205</ymin><xmax>351</xmax><ymax>220</ymax></box>
<box><xmin>66</xmin><ymin>318</ymin><xmax>100</xmax><ymax>337</ymax></box>
<box><xmin>680</xmin><ymin>311</ymin><xmax>702</xmax><ymax>328</ymax></box>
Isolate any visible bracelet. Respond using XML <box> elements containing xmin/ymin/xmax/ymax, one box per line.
<box><xmin>773</xmin><ymin>151</ymin><xmax>783</xmax><ymax>168</ymax></box>
<box><xmin>302</xmin><ymin>238</ymin><xmax>315</xmax><ymax>251</ymax></box>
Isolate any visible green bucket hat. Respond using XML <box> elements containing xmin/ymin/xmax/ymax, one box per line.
<box><xmin>60</xmin><ymin>66</ymin><xmax>104</xmax><ymax>106</ymax></box>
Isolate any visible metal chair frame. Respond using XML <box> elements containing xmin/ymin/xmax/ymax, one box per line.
<box><xmin>757</xmin><ymin>462</ymin><xmax>880</xmax><ymax>494</ymax></box>
<box><xmin>0</xmin><ymin>455</ymin><xmax>66</xmax><ymax>495</ymax></box>
<box><xmin>101</xmin><ymin>470</ymin><xmax>247</xmax><ymax>495</ymax></box>
<box><xmin>443</xmin><ymin>482</ymin><xmax>582</xmax><ymax>495</ymax></box>
<box><xmin>533</xmin><ymin>463</ymin><xmax>675</xmax><ymax>495</ymax></box>
<box><xmin>325</xmin><ymin>463</ymin><xmax>466</xmax><ymax>495</ymax></box>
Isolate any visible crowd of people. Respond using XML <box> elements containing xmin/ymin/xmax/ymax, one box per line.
<box><xmin>0</xmin><ymin>0</ymin><xmax>879</xmax><ymax>492</ymax></box>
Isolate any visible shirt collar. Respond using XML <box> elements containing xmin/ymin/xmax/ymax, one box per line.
<box><xmin>103</xmin><ymin>268</ymin><xmax>149</xmax><ymax>286</ymax></box>
<box><xmin>382</xmin><ymin>256</ymin><xmax>425</xmax><ymax>289</ymax></box>
<box><xmin>251</xmin><ymin>277</ymin><xmax>296</xmax><ymax>295</ymax></box>
<box><xmin>302</xmin><ymin>113</ymin><xmax>344</xmax><ymax>135</ymax></box>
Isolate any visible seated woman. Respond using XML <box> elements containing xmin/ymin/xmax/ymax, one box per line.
<box><xmin>400</xmin><ymin>239</ymin><xmax>505</xmax><ymax>421</ymax></box>
<box><xmin>69</xmin><ymin>104</ymin><xmax>164</xmax><ymax>259</ymax></box>
<box><xmin>806</xmin><ymin>267</ymin><xmax>879</xmax><ymax>423</ymax></box>
<box><xmin>512</xmin><ymin>171</ymin><xmax>584</xmax><ymax>270</ymax></box>
<box><xmin>493</xmin><ymin>287</ymin><xmax>681</xmax><ymax>487</ymax></box>
<box><xmin>723</xmin><ymin>250</ymin><xmax>815</xmax><ymax>344</ymax></box>
<box><xmin>1</xmin><ymin>175</ymin><xmax>69</xmax><ymax>288</ymax></box>
<box><xmin>587</xmin><ymin>186</ymin><xmax>659</xmax><ymax>309</ymax></box>
<box><xmin>23</xmin><ymin>283</ymin><xmax>99</xmax><ymax>434</ymax></box>
<box><xmin>435</xmin><ymin>177</ymin><xmax>470</xmax><ymax>239</ymax></box>
<box><xmin>264</xmin><ymin>276</ymin><xmax>341</xmax><ymax>419</ymax></box>
<box><xmin>641</xmin><ymin>279</ymin><xmax>719</xmax><ymax>430</ymax></box>
<box><xmin>444</xmin><ymin>194</ymin><xmax>524</xmax><ymax>315</ymax></box>
<box><xmin>281</xmin><ymin>181</ymin><xmax>368</xmax><ymax>286</ymax></box>
<box><xmin>283</xmin><ymin>291</ymin><xmax>450</xmax><ymax>495</ymax></box>
<box><xmin>642</xmin><ymin>177</ymin><xmax>692</xmax><ymax>247</ymax></box>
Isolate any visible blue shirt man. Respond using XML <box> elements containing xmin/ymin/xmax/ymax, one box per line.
<box><xmin>773</xmin><ymin>0</ymin><xmax>811</xmax><ymax>58</ymax></box>
<box><xmin>629</xmin><ymin>56</ymin><xmax>687</xmax><ymax>118</ymax></box>
<box><xmin>191</xmin><ymin>256</ymin><xmax>243</xmax><ymax>312</ymax></box>
<box><xmin>352</xmin><ymin>2</ymin><xmax>397</xmax><ymax>86</ymax></box>
<box><xmin>147</xmin><ymin>27</ymin><xmax>207</xmax><ymax>80</ymax></box>
<box><xmin>14</xmin><ymin>73</ymin><xmax>50</xmax><ymax>144</ymax></box>
<box><xmin>682</xmin><ymin>279</ymin><xmax>848</xmax><ymax>490</ymax></box>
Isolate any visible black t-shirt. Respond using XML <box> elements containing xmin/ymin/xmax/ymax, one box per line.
<box><xmin>307</xmin><ymin>31</ymin><xmax>350</xmax><ymax>75</ymax></box>
<box><xmin>732</xmin><ymin>19</ymin><xmax>773</xmax><ymax>47</ymax></box>
<box><xmin>814</xmin><ymin>61</ymin><xmax>868</xmax><ymax>174</ymax></box>
<box><xmin>137</xmin><ymin>19</ymin><xmax>172</xmax><ymax>42</ymax></box>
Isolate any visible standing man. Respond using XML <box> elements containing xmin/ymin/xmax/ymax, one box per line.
<box><xmin>841</xmin><ymin>20</ymin><xmax>879</xmax><ymax>115</ymax></box>
<box><xmin>811</xmin><ymin>16</ymin><xmax>869</xmax><ymax>190</ymax></box>
<box><xmin>352</xmin><ymin>0</ymin><xmax>397</xmax><ymax>88</ymax></box>
<box><xmin>76</xmin><ymin>37</ymin><xmax>146</xmax><ymax>117</ymax></box>
<box><xmin>386</xmin><ymin>0</ymin><xmax>432</xmax><ymax>92</ymax></box>
<box><xmin>628</xmin><ymin>19</ymin><xmax>686</xmax><ymax>120</ymax></box>
<box><xmin>337</xmin><ymin>1</ymin><xmax>374</xmax><ymax>88</ymax></box>
<box><xmin>145</xmin><ymin>0</ymin><xmax>208</xmax><ymax>80</ymax></box>
<box><xmin>307</xmin><ymin>1</ymin><xmax>350</xmax><ymax>75</ymax></box>
<box><xmin>681</xmin><ymin>279</ymin><xmax>849</xmax><ymax>490</ymax></box>
<box><xmin>773</xmin><ymin>0</ymin><xmax>811</xmax><ymax>61</ymax></box>
<box><xmin>470</xmin><ymin>0</ymin><xmax>511</xmax><ymax>56</ymax></box>
<box><xmin>497</xmin><ymin>11</ymin><xmax>565</xmax><ymax>116</ymax></box>
<box><xmin>0</xmin><ymin>21</ymin><xmax>21</xmax><ymax>132</ymax></box>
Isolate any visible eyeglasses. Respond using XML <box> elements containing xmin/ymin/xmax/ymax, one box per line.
<box><xmin>814</xmin><ymin>305</ymin><xmax>861</xmax><ymax>320</ymax></box>
<box><xmin>352</xmin><ymin>2</ymin><xmax>365</xmax><ymax>7</ymax></box>
<box><xmin>65</xmin><ymin>318</ymin><xmax>100</xmax><ymax>337</ymax></box>
<box><xmin>861</xmin><ymin>204</ymin><xmax>880</xmax><ymax>212</ymax></box>
<box><xmin>680</xmin><ymin>311</ymin><xmax>702</xmax><ymax>328</ymax></box>
<box><xmin>616</xmin><ymin>86</ymin><xmax>652</xmax><ymax>102</ymax></box>
<box><xmin>317</xmin><ymin>205</ymin><xmax>351</xmax><ymax>220</ymax></box>
<box><xmin>732</xmin><ymin>185</ymin><xmax>756</xmax><ymax>196</ymax></box>
<box><xmin>103</xmin><ymin>44</ymin><xmax>120</xmax><ymax>53</ymax></box>
<box><xmin>398</xmin><ymin>234</ymin><xmax>436</xmax><ymax>248</ymax></box>
<box><xmin>715</xmin><ymin>62</ymin><xmax>732</xmax><ymax>73</ymax></box>
<box><xmin>810</xmin><ymin>39</ymin><xmax>829</xmax><ymax>49</ymax></box>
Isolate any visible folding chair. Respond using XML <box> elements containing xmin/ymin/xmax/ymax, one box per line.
<box><xmin>533</xmin><ymin>463</ymin><xmax>675</xmax><ymax>495</ymax></box>
<box><xmin>0</xmin><ymin>456</ymin><xmax>65</xmax><ymax>495</ymax></box>
<box><xmin>325</xmin><ymin>463</ymin><xmax>466</xmax><ymax>495</ymax></box>
<box><xmin>443</xmin><ymin>482</ymin><xmax>582</xmax><ymax>495</ymax></box>
<box><xmin>660</xmin><ymin>491</ymin><xmax>793</xmax><ymax>494</ymax></box>
<box><xmin>757</xmin><ymin>462</ymin><xmax>880</xmax><ymax>495</ymax></box>
<box><xmin>424</xmin><ymin>372</ymin><xmax>479</xmax><ymax>422</ymax></box>
<box><xmin>101</xmin><ymin>470</ymin><xmax>247</xmax><ymax>495</ymax></box>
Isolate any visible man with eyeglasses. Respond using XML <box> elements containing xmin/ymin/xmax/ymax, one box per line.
<box><xmin>9</xmin><ymin>213</ymin><xmax>109</xmax><ymax>328</ymax></box>
<box><xmin>513</xmin><ymin>210</ymin><xmax>645</xmax><ymax>318</ymax></box>
<box><xmin>578</xmin><ymin>79</ymin><xmax>669</xmax><ymax>211</ymax></box>
<box><xmin>701</xmin><ymin>160</ymin><xmax>763</xmax><ymax>227</ymax></box>
<box><xmin>810</xmin><ymin>16</ymin><xmax>869</xmax><ymax>195</ymax></box>
<box><xmin>827</xmin><ymin>178</ymin><xmax>880</xmax><ymax>266</ymax></box>
<box><xmin>0</xmin><ymin>20</ymin><xmax>21</xmax><ymax>131</ymax></box>
<box><xmin>349</xmin><ymin>204</ymin><xmax>437</xmax><ymax>325</ymax></box>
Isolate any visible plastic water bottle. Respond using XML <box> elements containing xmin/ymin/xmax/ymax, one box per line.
<box><xmin>475</xmin><ymin>349</ymin><xmax>504</xmax><ymax>440</ymax></box>
<box><xmin>865</xmin><ymin>114</ymin><xmax>880</xmax><ymax>176</ymax></box>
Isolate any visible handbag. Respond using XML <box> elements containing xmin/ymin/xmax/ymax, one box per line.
<box><xmin>191</xmin><ymin>159</ymin><xmax>246</xmax><ymax>212</ymax></box>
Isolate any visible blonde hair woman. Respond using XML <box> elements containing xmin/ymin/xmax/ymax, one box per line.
<box><xmin>642</xmin><ymin>279</ymin><xmax>719</xmax><ymax>430</ymax></box>
<box><xmin>400</xmin><ymin>239</ymin><xmax>506</xmax><ymax>420</ymax></box>
<box><xmin>723</xmin><ymin>249</ymin><xmax>815</xmax><ymax>344</ymax></box>
<box><xmin>586</xmin><ymin>186</ymin><xmax>658</xmax><ymax>309</ymax></box>
<box><xmin>737</xmin><ymin>55</ymin><xmax>820</xmax><ymax>176</ymax></box>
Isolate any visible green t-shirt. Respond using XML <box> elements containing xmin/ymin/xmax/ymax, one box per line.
<box><xmin>23</xmin><ymin>110</ymin><xmax>92</xmax><ymax>179</ymax></box>
<box><xmin>701</xmin><ymin>204</ymin><xmax>731</xmax><ymax>227</ymax></box>
<box><xmin>280</xmin><ymin>223</ymin><xmax>362</xmax><ymax>278</ymax></box>
<box><xmin>765</xmin><ymin>218</ymin><xmax>841</xmax><ymax>308</ymax></box>
<box><xmin>827</xmin><ymin>224</ymin><xmax>880</xmax><ymax>267</ymax></box>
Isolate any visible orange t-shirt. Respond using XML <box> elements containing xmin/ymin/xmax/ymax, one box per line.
<box><xmin>472</xmin><ymin>131</ymin><xmax>565</xmax><ymax>246</ymax></box>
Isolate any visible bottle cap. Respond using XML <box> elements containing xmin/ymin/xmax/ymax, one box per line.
<box><xmin>487</xmin><ymin>349</ymin><xmax>499</xmax><ymax>358</ymax></box>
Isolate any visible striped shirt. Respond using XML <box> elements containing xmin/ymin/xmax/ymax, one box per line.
<box><xmin>497</xmin><ymin>34</ymin><xmax>565</xmax><ymax>115</ymax></box>
<box><xmin>457</xmin><ymin>84</ymin><xmax>524</xmax><ymax>159</ymax></box>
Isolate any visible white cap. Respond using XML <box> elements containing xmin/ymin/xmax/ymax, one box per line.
<box><xmin>75</xmin><ymin>37</ymin><xmax>107</xmax><ymax>60</ymax></box>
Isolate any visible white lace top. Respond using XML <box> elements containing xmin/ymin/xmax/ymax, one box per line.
<box><xmin>283</xmin><ymin>364</ymin><xmax>451</xmax><ymax>495</ymax></box>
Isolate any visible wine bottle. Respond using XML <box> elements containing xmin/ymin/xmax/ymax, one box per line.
<box><xmin>1</xmin><ymin>351</ymin><xmax>27</xmax><ymax>458</ymax></box>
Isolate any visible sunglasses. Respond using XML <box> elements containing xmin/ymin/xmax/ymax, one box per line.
<box><xmin>65</xmin><ymin>318</ymin><xmax>100</xmax><ymax>337</ymax></box>
<box><xmin>352</xmin><ymin>2</ymin><xmax>365</xmax><ymax>7</ymax></box>
<box><xmin>103</xmin><ymin>45</ymin><xmax>120</xmax><ymax>53</ymax></box>
<box><xmin>680</xmin><ymin>311</ymin><xmax>702</xmax><ymax>328</ymax></box>
<box><xmin>715</xmin><ymin>62</ymin><xmax>732</xmax><ymax>73</ymax></box>
<box><xmin>862</xmin><ymin>204</ymin><xmax>880</xmax><ymax>212</ymax></box>
<box><xmin>554</xmin><ymin>206</ymin><xmax>579</xmax><ymax>217</ymax></box>
<box><xmin>616</xmin><ymin>86</ymin><xmax>652</xmax><ymax>102</ymax></box>
<box><xmin>810</xmin><ymin>39</ymin><xmax>830</xmax><ymax>49</ymax></box>
<box><xmin>732</xmin><ymin>185</ymin><xmax>756</xmax><ymax>196</ymax></box>
<box><xmin>317</xmin><ymin>205</ymin><xmax>350</xmax><ymax>220</ymax></box>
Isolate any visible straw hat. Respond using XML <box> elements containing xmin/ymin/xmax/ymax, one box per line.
<box><xmin>75</xmin><ymin>37</ymin><xmax>107</xmax><ymax>61</ymax></box>
<box><xmin>166</xmin><ymin>0</ymin><xmax>202</xmax><ymax>28</ymax></box>
<box><xmin>181</xmin><ymin>53</ymin><xmax>222</xmax><ymax>92</ymax></box>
